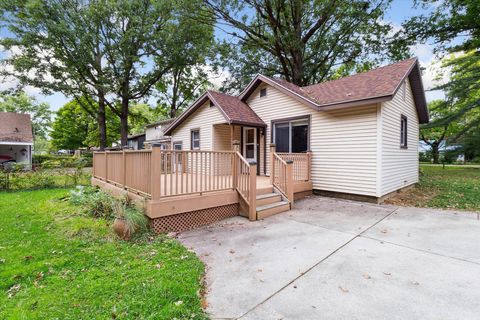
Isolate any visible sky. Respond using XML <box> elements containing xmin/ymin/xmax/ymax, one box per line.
<box><xmin>0</xmin><ymin>0</ymin><xmax>446</xmax><ymax>112</ymax></box>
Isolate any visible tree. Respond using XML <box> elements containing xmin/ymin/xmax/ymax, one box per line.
<box><xmin>51</xmin><ymin>99</ymin><xmax>120</xmax><ymax>150</ymax></box>
<box><xmin>155</xmin><ymin>65</ymin><xmax>213</xmax><ymax>119</ymax></box>
<box><xmin>398</xmin><ymin>0</ymin><xmax>480</xmax><ymax>145</ymax></box>
<box><xmin>0</xmin><ymin>0</ymin><xmax>112</xmax><ymax>149</ymax></box>
<box><xmin>98</xmin><ymin>0</ymin><xmax>214</xmax><ymax>145</ymax></box>
<box><xmin>205</xmin><ymin>0</ymin><xmax>394</xmax><ymax>90</ymax></box>
<box><xmin>0</xmin><ymin>91</ymin><xmax>52</xmax><ymax>139</ymax></box>
<box><xmin>128</xmin><ymin>103</ymin><xmax>160</xmax><ymax>134</ymax></box>
<box><xmin>420</xmin><ymin>100</ymin><xmax>459</xmax><ymax>163</ymax></box>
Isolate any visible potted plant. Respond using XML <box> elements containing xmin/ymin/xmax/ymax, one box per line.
<box><xmin>113</xmin><ymin>201</ymin><xmax>148</xmax><ymax>240</ymax></box>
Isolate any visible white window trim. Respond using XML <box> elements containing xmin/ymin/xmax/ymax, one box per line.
<box><xmin>191</xmin><ymin>129</ymin><xmax>200</xmax><ymax>150</ymax></box>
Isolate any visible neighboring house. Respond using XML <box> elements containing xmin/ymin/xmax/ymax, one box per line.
<box><xmin>144</xmin><ymin>118</ymin><xmax>175</xmax><ymax>149</ymax></box>
<box><xmin>127</xmin><ymin>133</ymin><xmax>146</xmax><ymax>150</ymax></box>
<box><xmin>164</xmin><ymin>58</ymin><xmax>428</xmax><ymax>201</ymax></box>
<box><xmin>0</xmin><ymin>112</ymin><xmax>33</xmax><ymax>168</ymax></box>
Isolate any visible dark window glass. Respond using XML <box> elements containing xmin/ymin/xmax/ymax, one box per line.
<box><xmin>245</xmin><ymin>145</ymin><xmax>254</xmax><ymax>158</ymax></box>
<box><xmin>274</xmin><ymin>119</ymin><xmax>309</xmax><ymax>153</ymax></box>
<box><xmin>275</xmin><ymin>123</ymin><xmax>289</xmax><ymax>152</ymax></box>
<box><xmin>191</xmin><ymin>130</ymin><xmax>200</xmax><ymax>149</ymax></box>
<box><xmin>400</xmin><ymin>116</ymin><xmax>407</xmax><ymax>148</ymax></box>
<box><xmin>246</xmin><ymin>129</ymin><xmax>254</xmax><ymax>143</ymax></box>
<box><xmin>260</xmin><ymin>88</ymin><xmax>267</xmax><ymax>97</ymax></box>
<box><xmin>292</xmin><ymin>124</ymin><xmax>308</xmax><ymax>152</ymax></box>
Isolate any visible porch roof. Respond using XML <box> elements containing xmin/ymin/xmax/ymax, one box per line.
<box><xmin>164</xmin><ymin>90</ymin><xmax>266</xmax><ymax>135</ymax></box>
<box><xmin>207</xmin><ymin>90</ymin><xmax>266</xmax><ymax>127</ymax></box>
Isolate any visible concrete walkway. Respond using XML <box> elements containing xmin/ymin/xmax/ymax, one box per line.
<box><xmin>179</xmin><ymin>196</ymin><xmax>480</xmax><ymax>320</ymax></box>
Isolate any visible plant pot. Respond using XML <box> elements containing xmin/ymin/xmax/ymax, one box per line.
<box><xmin>113</xmin><ymin>217</ymin><xmax>131</xmax><ymax>240</ymax></box>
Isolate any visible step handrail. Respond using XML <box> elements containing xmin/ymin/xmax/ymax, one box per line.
<box><xmin>233</xmin><ymin>151</ymin><xmax>257</xmax><ymax>220</ymax></box>
<box><xmin>272</xmin><ymin>152</ymin><xmax>294</xmax><ymax>205</ymax></box>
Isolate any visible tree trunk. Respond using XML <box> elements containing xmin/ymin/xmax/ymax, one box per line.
<box><xmin>97</xmin><ymin>94</ymin><xmax>107</xmax><ymax>150</ymax></box>
<box><xmin>120</xmin><ymin>97</ymin><xmax>129</xmax><ymax>147</ymax></box>
<box><xmin>432</xmin><ymin>143</ymin><xmax>440</xmax><ymax>164</ymax></box>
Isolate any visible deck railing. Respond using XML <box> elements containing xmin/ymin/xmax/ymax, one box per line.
<box><xmin>233</xmin><ymin>151</ymin><xmax>256</xmax><ymax>220</ymax></box>
<box><xmin>93</xmin><ymin>148</ymin><xmax>235</xmax><ymax>199</ymax></box>
<box><xmin>277</xmin><ymin>152</ymin><xmax>312</xmax><ymax>182</ymax></box>
<box><xmin>271</xmin><ymin>152</ymin><xmax>294</xmax><ymax>204</ymax></box>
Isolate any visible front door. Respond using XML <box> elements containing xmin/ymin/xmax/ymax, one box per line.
<box><xmin>242</xmin><ymin>127</ymin><xmax>257</xmax><ymax>162</ymax></box>
<box><xmin>173</xmin><ymin>142</ymin><xmax>182</xmax><ymax>173</ymax></box>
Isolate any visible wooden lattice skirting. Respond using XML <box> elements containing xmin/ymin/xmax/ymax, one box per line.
<box><xmin>150</xmin><ymin>203</ymin><xmax>239</xmax><ymax>233</ymax></box>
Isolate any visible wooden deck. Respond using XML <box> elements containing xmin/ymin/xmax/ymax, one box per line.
<box><xmin>92</xmin><ymin>147</ymin><xmax>312</xmax><ymax>230</ymax></box>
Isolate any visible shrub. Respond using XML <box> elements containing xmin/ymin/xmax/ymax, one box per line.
<box><xmin>113</xmin><ymin>201</ymin><xmax>149</xmax><ymax>238</ymax></box>
<box><xmin>70</xmin><ymin>186</ymin><xmax>149</xmax><ymax>239</ymax></box>
<box><xmin>419</xmin><ymin>151</ymin><xmax>432</xmax><ymax>163</ymax></box>
<box><xmin>69</xmin><ymin>186</ymin><xmax>116</xmax><ymax>219</ymax></box>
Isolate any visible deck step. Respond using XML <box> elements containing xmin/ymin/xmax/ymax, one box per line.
<box><xmin>256</xmin><ymin>186</ymin><xmax>274</xmax><ymax>195</ymax></box>
<box><xmin>256</xmin><ymin>192</ymin><xmax>282</xmax><ymax>206</ymax></box>
<box><xmin>256</xmin><ymin>200</ymin><xmax>290</xmax><ymax>219</ymax></box>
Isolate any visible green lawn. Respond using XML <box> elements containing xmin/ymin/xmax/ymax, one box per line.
<box><xmin>386</xmin><ymin>165</ymin><xmax>480</xmax><ymax>211</ymax></box>
<box><xmin>0</xmin><ymin>189</ymin><xmax>207</xmax><ymax>319</ymax></box>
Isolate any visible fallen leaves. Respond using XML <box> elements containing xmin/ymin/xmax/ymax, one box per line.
<box><xmin>338</xmin><ymin>286</ymin><xmax>349</xmax><ymax>293</ymax></box>
<box><xmin>7</xmin><ymin>284</ymin><xmax>21</xmax><ymax>298</ymax></box>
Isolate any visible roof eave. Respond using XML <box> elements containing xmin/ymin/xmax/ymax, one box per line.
<box><xmin>229</xmin><ymin>120</ymin><xmax>267</xmax><ymax>127</ymax></box>
<box><xmin>317</xmin><ymin>96</ymin><xmax>393</xmax><ymax>110</ymax></box>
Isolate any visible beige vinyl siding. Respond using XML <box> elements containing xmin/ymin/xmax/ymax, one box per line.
<box><xmin>247</xmin><ymin>83</ymin><xmax>378</xmax><ymax>196</ymax></box>
<box><xmin>213</xmin><ymin>124</ymin><xmax>232</xmax><ymax>150</ymax></box>
<box><xmin>170</xmin><ymin>101</ymin><xmax>227</xmax><ymax>150</ymax></box>
<box><xmin>381</xmin><ymin>79</ymin><xmax>419</xmax><ymax>195</ymax></box>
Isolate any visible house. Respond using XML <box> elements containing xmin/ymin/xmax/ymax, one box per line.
<box><xmin>91</xmin><ymin>58</ymin><xmax>428</xmax><ymax>233</ymax></box>
<box><xmin>0</xmin><ymin>112</ymin><xmax>33</xmax><ymax>169</ymax></box>
<box><xmin>127</xmin><ymin>133</ymin><xmax>146</xmax><ymax>150</ymax></box>
<box><xmin>164</xmin><ymin>57</ymin><xmax>428</xmax><ymax>200</ymax></box>
<box><xmin>144</xmin><ymin>118</ymin><xmax>175</xmax><ymax>149</ymax></box>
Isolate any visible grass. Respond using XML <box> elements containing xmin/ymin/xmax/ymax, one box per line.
<box><xmin>0</xmin><ymin>188</ymin><xmax>207</xmax><ymax>320</ymax></box>
<box><xmin>385</xmin><ymin>164</ymin><xmax>480</xmax><ymax>211</ymax></box>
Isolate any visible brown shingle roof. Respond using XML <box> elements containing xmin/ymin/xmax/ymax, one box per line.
<box><xmin>242</xmin><ymin>58</ymin><xmax>428</xmax><ymax>123</ymax></box>
<box><xmin>166</xmin><ymin>58</ymin><xmax>429</xmax><ymax>135</ymax></box>
<box><xmin>207</xmin><ymin>90</ymin><xmax>266</xmax><ymax>127</ymax></box>
<box><xmin>302</xmin><ymin>58</ymin><xmax>418</xmax><ymax>106</ymax></box>
<box><xmin>0</xmin><ymin>112</ymin><xmax>33</xmax><ymax>143</ymax></box>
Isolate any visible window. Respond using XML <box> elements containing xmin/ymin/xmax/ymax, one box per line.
<box><xmin>210</xmin><ymin>100</ymin><xmax>215</xmax><ymax>107</ymax></box>
<box><xmin>260</xmin><ymin>88</ymin><xmax>267</xmax><ymax>97</ymax></box>
<box><xmin>400</xmin><ymin>115</ymin><xmax>408</xmax><ymax>148</ymax></box>
<box><xmin>191</xmin><ymin>129</ymin><xmax>200</xmax><ymax>150</ymax></box>
<box><xmin>273</xmin><ymin>118</ymin><xmax>309</xmax><ymax>153</ymax></box>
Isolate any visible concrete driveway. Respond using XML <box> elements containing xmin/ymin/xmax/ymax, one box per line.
<box><xmin>179</xmin><ymin>196</ymin><xmax>480</xmax><ymax>320</ymax></box>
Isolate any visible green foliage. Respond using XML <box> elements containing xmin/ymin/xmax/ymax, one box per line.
<box><xmin>387</xmin><ymin>165</ymin><xmax>480</xmax><ymax>211</ymax></box>
<box><xmin>0</xmin><ymin>162</ymin><xmax>90</xmax><ymax>191</ymax></box>
<box><xmin>69</xmin><ymin>186</ymin><xmax>148</xmax><ymax>238</ymax></box>
<box><xmin>421</xmin><ymin>165</ymin><xmax>480</xmax><ymax>211</ymax></box>
<box><xmin>0</xmin><ymin>91</ymin><xmax>52</xmax><ymax>139</ymax></box>
<box><xmin>69</xmin><ymin>186</ymin><xmax>117</xmax><ymax>219</ymax></box>
<box><xmin>208</xmin><ymin>0</ymin><xmax>395</xmax><ymax>90</ymax></box>
<box><xmin>51</xmin><ymin>99</ymin><xmax>120</xmax><ymax>150</ymax></box>
<box><xmin>112</xmin><ymin>201</ymin><xmax>149</xmax><ymax>238</ymax></box>
<box><xmin>0</xmin><ymin>189</ymin><xmax>206</xmax><ymax>319</ymax></box>
<box><xmin>128</xmin><ymin>103</ymin><xmax>161</xmax><ymax>135</ymax></box>
<box><xmin>399</xmin><ymin>1</ymin><xmax>480</xmax><ymax>150</ymax></box>
<box><xmin>419</xmin><ymin>151</ymin><xmax>432</xmax><ymax>163</ymax></box>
